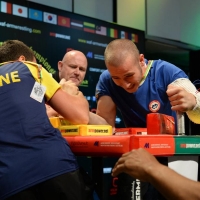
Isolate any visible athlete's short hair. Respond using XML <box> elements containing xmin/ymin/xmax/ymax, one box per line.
<box><xmin>0</xmin><ymin>40</ymin><xmax>35</xmax><ymax>63</ymax></box>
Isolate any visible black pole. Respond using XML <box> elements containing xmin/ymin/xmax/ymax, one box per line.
<box><xmin>113</xmin><ymin>0</ymin><xmax>117</xmax><ymax>23</ymax></box>
<box><xmin>72</xmin><ymin>0</ymin><xmax>74</xmax><ymax>13</ymax></box>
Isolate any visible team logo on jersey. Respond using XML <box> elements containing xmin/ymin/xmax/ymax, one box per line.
<box><xmin>149</xmin><ymin>100</ymin><xmax>160</xmax><ymax>112</ymax></box>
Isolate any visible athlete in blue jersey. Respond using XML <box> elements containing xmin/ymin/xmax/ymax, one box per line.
<box><xmin>96</xmin><ymin>59</ymin><xmax>188</xmax><ymax>128</ymax></box>
<box><xmin>95</xmin><ymin>39</ymin><xmax>200</xmax><ymax>200</ymax></box>
<box><xmin>96</xmin><ymin>39</ymin><xmax>200</xmax><ymax>128</ymax></box>
<box><xmin>0</xmin><ymin>40</ymin><xmax>90</xmax><ymax>200</ymax></box>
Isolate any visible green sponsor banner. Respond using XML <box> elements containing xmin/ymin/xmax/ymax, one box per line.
<box><xmin>174</xmin><ymin>136</ymin><xmax>200</xmax><ymax>154</ymax></box>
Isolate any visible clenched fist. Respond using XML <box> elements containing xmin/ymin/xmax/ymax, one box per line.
<box><xmin>59</xmin><ymin>78</ymin><xmax>79</xmax><ymax>95</ymax></box>
<box><xmin>166</xmin><ymin>84</ymin><xmax>196</xmax><ymax>112</ymax></box>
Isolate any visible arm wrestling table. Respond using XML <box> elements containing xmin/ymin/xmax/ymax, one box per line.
<box><xmin>64</xmin><ymin>134</ymin><xmax>200</xmax><ymax>200</ymax></box>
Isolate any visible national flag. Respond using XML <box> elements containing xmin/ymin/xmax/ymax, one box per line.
<box><xmin>29</xmin><ymin>8</ymin><xmax>42</xmax><ymax>21</ymax></box>
<box><xmin>1</xmin><ymin>1</ymin><xmax>12</xmax><ymax>14</ymax></box>
<box><xmin>43</xmin><ymin>12</ymin><xmax>57</xmax><ymax>24</ymax></box>
<box><xmin>70</xmin><ymin>19</ymin><xmax>83</xmax><ymax>30</ymax></box>
<box><xmin>58</xmin><ymin>16</ymin><xmax>70</xmax><ymax>28</ymax></box>
<box><xmin>128</xmin><ymin>33</ymin><xmax>138</xmax><ymax>43</ymax></box>
<box><xmin>120</xmin><ymin>31</ymin><xmax>128</xmax><ymax>39</ymax></box>
<box><xmin>12</xmin><ymin>4</ymin><xmax>27</xmax><ymax>18</ymax></box>
<box><xmin>96</xmin><ymin>26</ymin><xmax>106</xmax><ymax>36</ymax></box>
<box><xmin>107</xmin><ymin>28</ymin><xmax>118</xmax><ymax>38</ymax></box>
<box><xmin>83</xmin><ymin>21</ymin><xmax>95</xmax><ymax>33</ymax></box>
<box><xmin>50</xmin><ymin>32</ymin><xmax>56</xmax><ymax>37</ymax></box>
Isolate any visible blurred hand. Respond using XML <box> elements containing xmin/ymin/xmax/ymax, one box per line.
<box><xmin>59</xmin><ymin>78</ymin><xmax>79</xmax><ymax>95</ymax></box>
<box><xmin>112</xmin><ymin>148</ymin><xmax>159</xmax><ymax>182</ymax></box>
<box><xmin>166</xmin><ymin>84</ymin><xmax>196</xmax><ymax>112</ymax></box>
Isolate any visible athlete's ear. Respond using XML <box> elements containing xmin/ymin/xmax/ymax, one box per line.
<box><xmin>18</xmin><ymin>55</ymin><xmax>26</xmax><ymax>61</ymax></box>
<box><xmin>139</xmin><ymin>54</ymin><xmax>145</xmax><ymax>62</ymax></box>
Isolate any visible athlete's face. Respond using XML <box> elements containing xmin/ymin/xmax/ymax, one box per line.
<box><xmin>107</xmin><ymin>54</ymin><xmax>146</xmax><ymax>93</ymax></box>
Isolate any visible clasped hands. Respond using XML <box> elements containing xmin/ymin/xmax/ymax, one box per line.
<box><xmin>60</xmin><ymin>78</ymin><xmax>80</xmax><ymax>96</ymax></box>
<box><xmin>46</xmin><ymin>79</ymin><xmax>80</xmax><ymax>118</ymax></box>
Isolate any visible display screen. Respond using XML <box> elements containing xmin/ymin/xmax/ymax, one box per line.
<box><xmin>0</xmin><ymin>0</ymin><xmax>145</xmax><ymax>127</ymax></box>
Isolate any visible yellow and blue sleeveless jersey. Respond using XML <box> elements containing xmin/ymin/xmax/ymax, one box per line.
<box><xmin>0</xmin><ymin>61</ymin><xmax>78</xmax><ymax>199</ymax></box>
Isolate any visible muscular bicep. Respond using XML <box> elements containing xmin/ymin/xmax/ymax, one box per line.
<box><xmin>96</xmin><ymin>95</ymin><xmax>116</xmax><ymax>127</ymax></box>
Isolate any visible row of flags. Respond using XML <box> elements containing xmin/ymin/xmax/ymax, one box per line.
<box><xmin>0</xmin><ymin>1</ymin><xmax>138</xmax><ymax>42</ymax></box>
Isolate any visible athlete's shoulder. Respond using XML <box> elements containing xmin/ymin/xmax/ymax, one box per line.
<box><xmin>100</xmin><ymin>69</ymin><xmax>111</xmax><ymax>79</ymax></box>
<box><xmin>0</xmin><ymin>61</ymin><xmax>25</xmax><ymax>67</ymax></box>
<box><xmin>152</xmin><ymin>59</ymin><xmax>180</xmax><ymax>70</ymax></box>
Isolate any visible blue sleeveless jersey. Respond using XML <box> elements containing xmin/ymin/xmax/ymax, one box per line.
<box><xmin>0</xmin><ymin>61</ymin><xmax>78</xmax><ymax>199</ymax></box>
<box><xmin>96</xmin><ymin>59</ymin><xmax>188</xmax><ymax>128</ymax></box>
